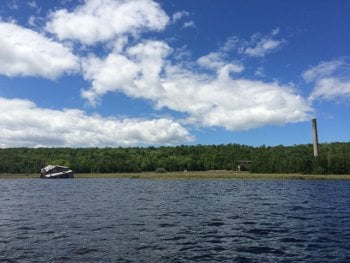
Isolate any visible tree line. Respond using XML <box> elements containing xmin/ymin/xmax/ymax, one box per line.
<box><xmin>0</xmin><ymin>142</ymin><xmax>349</xmax><ymax>174</ymax></box>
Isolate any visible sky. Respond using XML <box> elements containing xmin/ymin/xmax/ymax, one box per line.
<box><xmin>0</xmin><ymin>0</ymin><xmax>349</xmax><ymax>148</ymax></box>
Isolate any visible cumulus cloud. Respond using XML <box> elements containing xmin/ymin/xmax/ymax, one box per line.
<box><xmin>46</xmin><ymin>0</ymin><xmax>169</xmax><ymax>45</ymax></box>
<box><xmin>0</xmin><ymin>22</ymin><xmax>79</xmax><ymax>79</ymax></box>
<box><xmin>0</xmin><ymin>0</ymin><xmax>312</xmax><ymax>143</ymax></box>
<box><xmin>159</xmin><ymin>66</ymin><xmax>311</xmax><ymax>130</ymax></box>
<box><xmin>81</xmin><ymin>40</ymin><xmax>312</xmax><ymax>131</ymax></box>
<box><xmin>0</xmin><ymin>97</ymin><xmax>192</xmax><ymax>147</ymax></box>
<box><xmin>82</xmin><ymin>40</ymin><xmax>170</xmax><ymax>105</ymax></box>
<box><xmin>304</xmin><ymin>59</ymin><xmax>350</xmax><ymax>101</ymax></box>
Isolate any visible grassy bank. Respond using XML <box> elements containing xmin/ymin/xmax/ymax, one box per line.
<box><xmin>75</xmin><ymin>172</ymin><xmax>350</xmax><ymax>180</ymax></box>
<box><xmin>2</xmin><ymin>171</ymin><xmax>350</xmax><ymax>180</ymax></box>
<box><xmin>0</xmin><ymin>174</ymin><xmax>38</xmax><ymax>179</ymax></box>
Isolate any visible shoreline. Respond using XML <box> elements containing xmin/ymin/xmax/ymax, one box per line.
<box><xmin>1</xmin><ymin>172</ymin><xmax>350</xmax><ymax>180</ymax></box>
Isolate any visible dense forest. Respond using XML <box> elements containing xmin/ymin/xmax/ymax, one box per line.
<box><xmin>0</xmin><ymin>142</ymin><xmax>349</xmax><ymax>174</ymax></box>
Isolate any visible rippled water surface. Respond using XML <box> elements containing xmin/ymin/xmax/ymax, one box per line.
<box><xmin>1</xmin><ymin>179</ymin><xmax>350</xmax><ymax>262</ymax></box>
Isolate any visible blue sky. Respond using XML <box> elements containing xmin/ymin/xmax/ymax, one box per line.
<box><xmin>0</xmin><ymin>0</ymin><xmax>349</xmax><ymax>147</ymax></box>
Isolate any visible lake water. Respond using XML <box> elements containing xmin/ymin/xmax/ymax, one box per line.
<box><xmin>1</xmin><ymin>179</ymin><xmax>350</xmax><ymax>262</ymax></box>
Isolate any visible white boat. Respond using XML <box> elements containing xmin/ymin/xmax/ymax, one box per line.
<box><xmin>40</xmin><ymin>165</ymin><xmax>74</xmax><ymax>179</ymax></box>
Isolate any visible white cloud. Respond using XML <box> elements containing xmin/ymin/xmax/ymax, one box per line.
<box><xmin>244</xmin><ymin>38</ymin><xmax>281</xmax><ymax>57</ymax></box>
<box><xmin>197</xmin><ymin>52</ymin><xmax>244</xmax><ymax>73</ymax></box>
<box><xmin>272</xmin><ymin>27</ymin><xmax>280</xmax><ymax>36</ymax></box>
<box><xmin>170</xmin><ymin>10</ymin><xmax>195</xmax><ymax>29</ymax></box>
<box><xmin>0</xmin><ymin>97</ymin><xmax>192</xmax><ymax>147</ymax></box>
<box><xmin>1</xmin><ymin>0</ymin><xmax>310</xmax><ymax>136</ymax></box>
<box><xmin>82</xmin><ymin>40</ymin><xmax>170</xmax><ymax>105</ymax></box>
<box><xmin>197</xmin><ymin>52</ymin><xmax>226</xmax><ymax>70</ymax></box>
<box><xmin>28</xmin><ymin>16</ymin><xmax>36</xmax><ymax>26</ymax></box>
<box><xmin>183</xmin><ymin>20</ymin><xmax>196</xmax><ymax>29</ymax></box>
<box><xmin>0</xmin><ymin>22</ymin><xmax>79</xmax><ymax>79</ymax></box>
<box><xmin>28</xmin><ymin>1</ymin><xmax>37</xmax><ymax>9</ymax></box>
<box><xmin>303</xmin><ymin>59</ymin><xmax>345</xmax><ymax>82</ymax></box>
<box><xmin>172</xmin><ymin>11</ymin><xmax>189</xmax><ymax>23</ymax></box>
<box><xmin>243</xmin><ymin>28</ymin><xmax>283</xmax><ymax>57</ymax></box>
<box><xmin>46</xmin><ymin>0</ymin><xmax>169</xmax><ymax>45</ymax></box>
<box><xmin>221</xmin><ymin>36</ymin><xmax>240</xmax><ymax>53</ymax></box>
<box><xmin>221</xmin><ymin>29</ymin><xmax>284</xmax><ymax>58</ymax></box>
<box><xmin>82</xmin><ymin>40</ymin><xmax>312</xmax><ymax>131</ymax></box>
<box><xmin>309</xmin><ymin>78</ymin><xmax>350</xmax><ymax>101</ymax></box>
<box><xmin>304</xmin><ymin>59</ymin><xmax>350</xmax><ymax>101</ymax></box>
<box><xmin>159</xmin><ymin>65</ymin><xmax>311</xmax><ymax>130</ymax></box>
<box><xmin>244</xmin><ymin>39</ymin><xmax>281</xmax><ymax>57</ymax></box>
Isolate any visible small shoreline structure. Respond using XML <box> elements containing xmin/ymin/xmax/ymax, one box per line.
<box><xmin>40</xmin><ymin>165</ymin><xmax>74</xmax><ymax>179</ymax></box>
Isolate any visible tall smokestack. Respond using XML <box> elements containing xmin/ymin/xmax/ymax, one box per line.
<box><xmin>312</xmin><ymin>118</ymin><xmax>319</xmax><ymax>157</ymax></box>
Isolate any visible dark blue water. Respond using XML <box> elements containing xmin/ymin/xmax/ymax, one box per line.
<box><xmin>1</xmin><ymin>179</ymin><xmax>350</xmax><ymax>262</ymax></box>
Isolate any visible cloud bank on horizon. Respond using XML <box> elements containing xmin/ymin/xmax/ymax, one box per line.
<box><xmin>0</xmin><ymin>0</ymin><xmax>349</xmax><ymax>147</ymax></box>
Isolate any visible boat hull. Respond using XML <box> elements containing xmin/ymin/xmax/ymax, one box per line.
<box><xmin>42</xmin><ymin>171</ymin><xmax>74</xmax><ymax>179</ymax></box>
